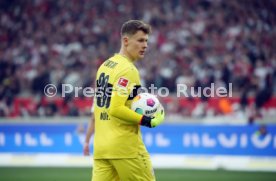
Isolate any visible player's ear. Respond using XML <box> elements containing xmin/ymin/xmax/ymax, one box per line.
<box><xmin>122</xmin><ymin>36</ymin><xmax>129</xmax><ymax>46</ymax></box>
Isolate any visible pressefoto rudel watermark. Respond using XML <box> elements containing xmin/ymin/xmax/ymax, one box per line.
<box><xmin>177</xmin><ymin>83</ymin><xmax>232</xmax><ymax>98</ymax></box>
<box><xmin>44</xmin><ymin>83</ymin><xmax>233</xmax><ymax>98</ymax></box>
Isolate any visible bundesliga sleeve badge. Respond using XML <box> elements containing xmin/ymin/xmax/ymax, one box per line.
<box><xmin>117</xmin><ymin>78</ymin><xmax>129</xmax><ymax>87</ymax></box>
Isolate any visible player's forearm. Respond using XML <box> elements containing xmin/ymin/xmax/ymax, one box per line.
<box><xmin>108</xmin><ymin>87</ymin><xmax>143</xmax><ymax>124</ymax></box>
<box><xmin>84</xmin><ymin>118</ymin><xmax>95</xmax><ymax>143</ymax></box>
<box><xmin>84</xmin><ymin>130</ymin><xmax>93</xmax><ymax>144</ymax></box>
<box><xmin>109</xmin><ymin>105</ymin><xmax>143</xmax><ymax>124</ymax></box>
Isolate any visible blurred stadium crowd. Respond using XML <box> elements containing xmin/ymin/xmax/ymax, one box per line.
<box><xmin>0</xmin><ymin>0</ymin><xmax>275</xmax><ymax>119</ymax></box>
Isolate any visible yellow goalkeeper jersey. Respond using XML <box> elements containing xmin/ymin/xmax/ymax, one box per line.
<box><xmin>93</xmin><ymin>53</ymin><xmax>148</xmax><ymax>159</ymax></box>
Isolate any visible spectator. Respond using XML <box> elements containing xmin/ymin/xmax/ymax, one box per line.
<box><xmin>0</xmin><ymin>0</ymin><xmax>275</xmax><ymax>118</ymax></box>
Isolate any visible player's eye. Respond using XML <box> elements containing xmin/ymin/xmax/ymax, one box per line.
<box><xmin>138</xmin><ymin>39</ymin><xmax>148</xmax><ymax>43</ymax></box>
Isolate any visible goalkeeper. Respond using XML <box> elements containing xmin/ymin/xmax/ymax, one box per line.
<box><xmin>91</xmin><ymin>20</ymin><xmax>165</xmax><ymax>181</ymax></box>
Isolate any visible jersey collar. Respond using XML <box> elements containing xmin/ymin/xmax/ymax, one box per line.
<box><xmin>115</xmin><ymin>53</ymin><xmax>134</xmax><ymax>63</ymax></box>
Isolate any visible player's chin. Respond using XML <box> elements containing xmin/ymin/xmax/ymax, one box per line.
<box><xmin>138</xmin><ymin>53</ymin><xmax>145</xmax><ymax>59</ymax></box>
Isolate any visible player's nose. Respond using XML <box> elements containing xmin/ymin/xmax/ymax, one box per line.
<box><xmin>143</xmin><ymin>42</ymin><xmax>148</xmax><ymax>49</ymax></box>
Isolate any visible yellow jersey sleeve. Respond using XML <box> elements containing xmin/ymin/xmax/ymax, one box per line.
<box><xmin>108</xmin><ymin>68</ymin><xmax>143</xmax><ymax>124</ymax></box>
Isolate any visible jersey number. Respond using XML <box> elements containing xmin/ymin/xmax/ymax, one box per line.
<box><xmin>96</xmin><ymin>73</ymin><xmax>112</xmax><ymax>108</ymax></box>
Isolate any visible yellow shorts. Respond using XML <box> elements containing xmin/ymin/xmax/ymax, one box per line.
<box><xmin>92</xmin><ymin>153</ymin><xmax>155</xmax><ymax>181</ymax></box>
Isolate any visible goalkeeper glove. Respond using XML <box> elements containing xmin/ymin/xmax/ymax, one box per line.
<box><xmin>140</xmin><ymin>106</ymin><xmax>165</xmax><ymax>128</ymax></box>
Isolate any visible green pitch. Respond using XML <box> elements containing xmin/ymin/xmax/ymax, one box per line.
<box><xmin>0</xmin><ymin>167</ymin><xmax>275</xmax><ymax>181</ymax></box>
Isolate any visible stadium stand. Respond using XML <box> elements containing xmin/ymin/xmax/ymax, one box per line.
<box><xmin>0</xmin><ymin>0</ymin><xmax>275</xmax><ymax>121</ymax></box>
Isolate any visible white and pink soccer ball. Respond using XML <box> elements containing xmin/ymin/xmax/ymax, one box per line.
<box><xmin>131</xmin><ymin>93</ymin><xmax>162</xmax><ymax>117</ymax></box>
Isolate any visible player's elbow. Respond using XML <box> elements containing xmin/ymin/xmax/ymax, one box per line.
<box><xmin>108</xmin><ymin>106</ymin><xmax>118</xmax><ymax>117</ymax></box>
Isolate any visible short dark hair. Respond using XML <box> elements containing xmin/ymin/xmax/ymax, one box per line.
<box><xmin>121</xmin><ymin>20</ymin><xmax>151</xmax><ymax>36</ymax></box>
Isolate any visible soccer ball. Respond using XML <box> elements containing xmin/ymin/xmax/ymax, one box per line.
<box><xmin>131</xmin><ymin>93</ymin><xmax>160</xmax><ymax>117</ymax></box>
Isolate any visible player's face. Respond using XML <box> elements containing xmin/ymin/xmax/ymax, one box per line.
<box><xmin>125</xmin><ymin>30</ymin><xmax>149</xmax><ymax>61</ymax></box>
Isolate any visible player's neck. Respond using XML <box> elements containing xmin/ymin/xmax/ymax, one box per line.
<box><xmin>118</xmin><ymin>49</ymin><xmax>136</xmax><ymax>62</ymax></box>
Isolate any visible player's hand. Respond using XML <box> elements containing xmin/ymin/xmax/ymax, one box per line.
<box><xmin>150</xmin><ymin>105</ymin><xmax>165</xmax><ymax>127</ymax></box>
<box><xmin>140</xmin><ymin>105</ymin><xmax>165</xmax><ymax>128</ymax></box>
<box><xmin>83</xmin><ymin>142</ymin><xmax>90</xmax><ymax>156</ymax></box>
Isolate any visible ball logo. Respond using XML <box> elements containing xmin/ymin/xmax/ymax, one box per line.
<box><xmin>145</xmin><ymin>108</ymin><xmax>157</xmax><ymax>115</ymax></box>
<box><xmin>147</xmin><ymin>99</ymin><xmax>155</xmax><ymax>107</ymax></box>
